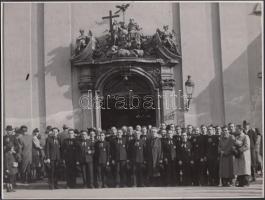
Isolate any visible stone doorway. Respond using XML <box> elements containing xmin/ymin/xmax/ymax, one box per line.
<box><xmin>100</xmin><ymin>72</ymin><xmax>156</xmax><ymax>130</ymax></box>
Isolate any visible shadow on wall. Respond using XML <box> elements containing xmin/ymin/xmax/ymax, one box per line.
<box><xmin>193</xmin><ymin>34</ymin><xmax>262</xmax><ymax>126</ymax></box>
<box><xmin>45</xmin><ymin>45</ymin><xmax>72</xmax><ymax>99</ymax></box>
<box><xmin>35</xmin><ymin>44</ymin><xmax>82</xmax><ymax>129</ymax></box>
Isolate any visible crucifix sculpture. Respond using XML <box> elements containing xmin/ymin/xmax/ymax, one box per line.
<box><xmin>102</xmin><ymin>10</ymin><xmax>120</xmax><ymax>42</ymax></box>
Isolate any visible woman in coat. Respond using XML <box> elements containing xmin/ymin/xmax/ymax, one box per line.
<box><xmin>232</xmin><ymin>125</ymin><xmax>251</xmax><ymax>187</ymax></box>
<box><xmin>218</xmin><ymin>126</ymin><xmax>235</xmax><ymax>186</ymax></box>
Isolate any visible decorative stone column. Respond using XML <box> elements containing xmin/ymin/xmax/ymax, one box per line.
<box><xmin>160</xmin><ymin>64</ymin><xmax>176</xmax><ymax>125</ymax></box>
<box><xmin>94</xmin><ymin>90</ymin><xmax>102</xmax><ymax>129</ymax></box>
<box><xmin>78</xmin><ymin>66</ymin><xmax>95</xmax><ymax>129</ymax></box>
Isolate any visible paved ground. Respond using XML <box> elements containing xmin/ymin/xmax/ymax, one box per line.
<box><xmin>2</xmin><ymin>177</ymin><xmax>264</xmax><ymax>199</ymax></box>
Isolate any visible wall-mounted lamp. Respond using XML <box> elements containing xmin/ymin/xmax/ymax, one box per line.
<box><xmin>184</xmin><ymin>75</ymin><xmax>195</xmax><ymax>111</ymax></box>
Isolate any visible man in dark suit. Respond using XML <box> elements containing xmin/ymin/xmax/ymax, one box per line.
<box><xmin>146</xmin><ymin>127</ymin><xmax>163</xmax><ymax>186</ymax></box>
<box><xmin>45</xmin><ymin>127</ymin><xmax>61</xmax><ymax>189</ymax></box>
<box><xmin>132</xmin><ymin>130</ymin><xmax>146</xmax><ymax>187</ymax></box>
<box><xmin>191</xmin><ymin>125</ymin><xmax>207</xmax><ymax>186</ymax></box>
<box><xmin>108</xmin><ymin>126</ymin><xmax>118</xmax><ymax>187</ymax></box>
<box><xmin>126</xmin><ymin>126</ymin><xmax>135</xmax><ymax>186</ymax></box>
<box><xmin>177</xmin><ymin>132</ymin><xmax>193</xmax><ymax>186</ymax></box>
<box><xmin>243</xmin><ymin>122</ymin><xmax>258</xmax><ymax>182</ymax></box>
<box><xmin>76</xmin><ymin>130</ymin><xmax>95</xmax><ymax>188</ymax></box>
<box><xmin>94</xmin><ymin>132</ymin><xmax>110</xmax><ymax>188</ymax></box>
<box><xmin>111</xmin><ymin>129</ymin><xmax>127</xmax><ymax>187</ymax></box>
<box><xmin>206</xmin><ymin>125</ymin><xmax>220</xmax><ymax>186</ymax></box>
<box><xmin>162</xmin><ymin>130</ymin><xmax>177</xmax><ymax>186</ymax></box>
<box><xmin>61</xmin><ymin>129</ymin><xmax>78</xmax><ymax>188</ymax></box>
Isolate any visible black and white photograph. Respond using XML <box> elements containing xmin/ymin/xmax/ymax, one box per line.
<box><xmin>1</xmin><ymin>1</ymin><xmax>264</xmax><ymax>199</ymax></box>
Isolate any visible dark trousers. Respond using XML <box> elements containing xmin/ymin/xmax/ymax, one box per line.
<box><xmin>126</xmin><ymin>161</ymin><xmax>133</xmax><ymax>186</ymax></box>
<box><xmin>115</xmin><ymin>160</ymin><xmax>127</xmax><ymax>187</ymax></box>
<box><xmin>21</xmin><ymin>163</ymin><xmax>32</xmax><ymax>183</ymax></box>
<box><xmin>207</xmin><ymin>158</ymin><xmax>219</xmax><ymax>186</ymax></box>
<box><xmin>132</xmin><ymin>162</ymin><xmax>144</xmax><ymax>186</ymax></box>
<box><xmin>65</xmin><ymin>161</ymin><xmax>76</xmax><ymax>188</ymax></box>
<box><xmin>237</xmin><ymin>175</ymin><xmax>249</xmax><ymax>186</ymax></box>
<box><xmin>96</xmin><ymin>163</ymin><xmax>107</xmax><ymax>187</ymax></box>
<box><xmin>81</xmin><ymin>162</ymin><xmax>94</xmax><ymax>187</ymax></box>
<box><xmin>191</xmin><ymin>161</ymin><xmax>199</xmax><ymax>186</ymax></box>
<box><xmin>221</xmin><ymin>178</ymin><xmax>233</xmax><ymax>186</ymax></box>
<box><xmin>199</xmin><ymin>160</ymin><xmax>208</xmax><ymax>185</ymax></box>
<box><xmin>48</xmin><ymin>160</ymin><xmax>60</xmax><ymax>189</ymax></box>
<box><xmin>164</xmin><ymin>160</ymin><xmax>177</xmax><ymax>186</ymax></box>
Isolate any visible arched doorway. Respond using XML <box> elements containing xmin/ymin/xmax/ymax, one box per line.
<box><xmin>98</xmin><ymin>70</ymin><xmax>157</xmax><ymax>130</ymax></box>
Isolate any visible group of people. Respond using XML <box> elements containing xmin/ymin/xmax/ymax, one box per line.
<box><xmin>3</xmin><ymin>121</ymin><xmax>263</xmax><ymax>192</ymax></box>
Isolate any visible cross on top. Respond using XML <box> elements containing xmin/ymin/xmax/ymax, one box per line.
<box><xmin>102</xmin><ymin>10</ymin><xmax>120</xmax><ymax>41</ymax></box>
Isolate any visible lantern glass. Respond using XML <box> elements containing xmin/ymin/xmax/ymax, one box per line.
<box><xmin>185</xmin><ymin>76</ymin><xmax>195</xmax><ymax>98</ymax></box>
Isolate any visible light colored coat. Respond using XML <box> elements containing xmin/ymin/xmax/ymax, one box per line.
<box><xmin>233</xmin><ymin>133</ymin><xmax>251</xmax><ymax>175</ymax></box>
<box><xmin>218</xmin><ymin>134</ymin><xmax>235</xmax><ymax>178</ymax></box>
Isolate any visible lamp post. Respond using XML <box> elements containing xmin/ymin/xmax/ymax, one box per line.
<box><xmin>184</xmin><ymin>75</ymin><xmax>195</xmax><ymax>111</ymax></box>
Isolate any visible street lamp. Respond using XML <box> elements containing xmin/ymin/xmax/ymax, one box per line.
<box><xmin>185</xmin><ymin>75</ymin><xmax>195</xmax><ymax>110</ymax></box>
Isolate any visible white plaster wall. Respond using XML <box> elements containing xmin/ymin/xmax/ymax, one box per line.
<box><xmin>4</xmin><ymin>4</ymin><xmax>33</xmax><ymax>131</ymax></box>
<box><xmin>180</xmin><ymin>2</ymin><xmax>223</xmax><ymax>126</ymax></box>
<box><xmin>219</xmin><ymin>2</ymin><xmax>262</xmax><ymax>130</ymax></box>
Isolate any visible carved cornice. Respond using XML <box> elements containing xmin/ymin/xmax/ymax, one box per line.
<box><xmin>160</xmin><ymin>78</ymin><xmax>176</xmax><ymax>90</ymax></box>
<box><xmin>78</xmin><ymin>75</ymin><xmax>95</xmax><ymax>92</ymax></box>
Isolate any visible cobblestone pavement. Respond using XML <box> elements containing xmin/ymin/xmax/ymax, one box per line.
<box><xmin>2</xmin><ymin>177</ymin><xmax>263</xmax><ymax>199</ymax></box>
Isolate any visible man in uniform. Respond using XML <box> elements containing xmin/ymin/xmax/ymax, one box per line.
<box><xmin>57</xmin><ymin>125</ymin><xmax>69</xmax><ymax>181</ymax></box>
<box><xmin>76</xmin><ymin>130</ymin><xmax>95</xmax><ymax>188</ymax></box>
<box><xmin>146</xmin><ymin>127</ymin><xmax>163</xmax><ymax>186</ymax></box>
<box><xmin>190</xmin><ymin>125</ymin><xmax>207</xmax><ymax>186</ymax></box>
<box><xmin>94</xmin><ymin>132</ymin><xmax>110</xmax><ymax>188</ymax></box>
<box><xmin>206</xmin><ymin>125</ymin><xmax>220</xmax><ymax>186</ymax></box>
<box><xmin>176</xmin><ymin>132</ymin><xmax>193</xmax><ymax>186</ymax></box>
<box><xmin>111</xmin><ymin>129</ymin><xmax>127</xmax><ymax>187</ymax></box>
<box><xmin>126</xmin><ymin>126</ymin><xmax>135</xmax><ymax>186</ymax></box>
<box><xmin>62</xmin><ymin>129</ymin><xmax>78</xmax><ymax>188</ymax></box>
<box><xmin>108</xmin><ymin>126</ymin><xmax>118</xmax><ymax>187</ymax></box>
<box><xmin>162</xmin><ymin>130</ymin><xmax>177</xmax><ymax>186</ymax></box>
<box><xmin>186</xmin><ymin>125</ymin><xmax>194</xmax><ymax>140</ymax></box>
<box><xmin>132</xmin><ymin>130</ymin><xmax>146</xmax><ymax>187</ymax></box>
<box><xmin>45</xmin><ymin>127</ymin><xmax>61</xmax><ymax>189</ymax></box>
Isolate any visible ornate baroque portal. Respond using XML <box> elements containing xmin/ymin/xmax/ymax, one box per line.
<box><xmin>71</xmin><ymin>12</ymin><xmax>182</xmax><ymax>129</ymax></box>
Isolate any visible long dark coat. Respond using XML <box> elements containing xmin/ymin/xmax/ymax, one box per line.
<box><xmin>218</xmin><ymin>135</ymin><xmax>235</xmax><ymax>178</ymax></box>
<box><xmin>146</xmin><ymin>137</ymin><xmax>162</xmax><ymax>177</ymax></box>
<box><xmin>18</xmin><ymin>134</ymin><xmax>33</xmax><ymax>173</ymax></box>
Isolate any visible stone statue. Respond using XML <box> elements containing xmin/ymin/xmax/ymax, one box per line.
<box><xmin>75</xmin><ymin>29</ymin><xmax>89</xmax><ymax>55</ymax></box>
<box><xmin>157</xmin><ymin>25</ymin><xmax>180</xmax><ymax>55</ymax></box>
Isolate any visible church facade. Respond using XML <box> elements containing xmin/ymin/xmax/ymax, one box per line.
<box><xmin>3</xmin><ymin>2</ymin><xmax>263</xmax><ymax>132</ymax></box>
